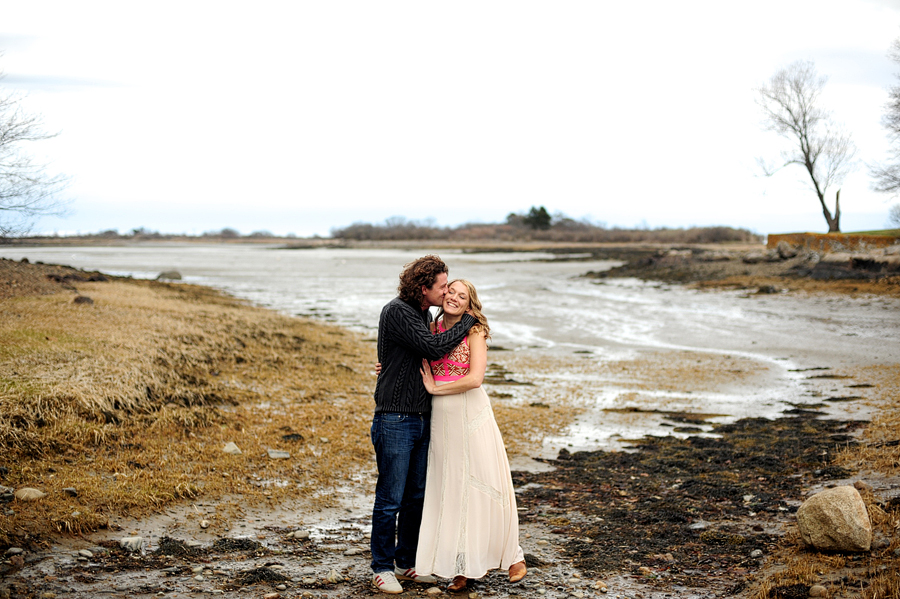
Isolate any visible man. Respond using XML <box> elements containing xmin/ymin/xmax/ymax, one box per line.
<box><xmin>370</xmin><ymin>255</ymin><xmax>476</xmax><ymax>594</ymax></box>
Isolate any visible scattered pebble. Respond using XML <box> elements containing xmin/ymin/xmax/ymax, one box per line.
<box><xmin>267</xmin><ymin>449</ymin><xmax>291</xmax><ymax>459</ymax></box>
<box><xmin>751</xmin><ymin>549</ymin><xmax>764</xmax><ymax>558</ymax></box>
<box><xmin>63</xmin><ymin>487</ymin><xmax>78</xmax><ymax>497</ymax></box>
<box><xmin>425</xmin><ymin>588</ymin><xmax>443</xmax><ymax>596</ymax></box>
<box><xmin>222</xmin><ymin>442</ymin><xmax>242</xmax><ymax>455</ymax></box>
<box><xmin>192</xmin><ymin>566</ymin><xmax>204</xmax><ymax>573</ymax></box>
<box><xmin>200</xmin><ymin>520</ymin><xmax>210</xmax><ymax>529</ymax></box>
<box><xmin>325</xmin><ymin>569</ymin><xmax>343</xmax><ymax>583</ymax></box>
<box><xmin>809</xmin><ymin>584</ymin><xmax>827</xmax><ymax>597</ymax></box>
<box><xmin>194</xmin><ymin>575</ymin><xmax>204</xmax><ymax>582</ymax></box>
<box><xmin>14</xmin><ymin>488</ymin><xmax>46</xmax><ymax>501</ymax></box>
<box><xmin>276</xmin><ymin>584</ymin><xmax>287</xmax><ymax>591</ymax></box>
<box><xmin>78</xmin><ymin>549</ymin><xmax>93</xmax><ymax>558</ymax></box>
<box><xmin>5</xmin><ymin>548</ymin><xmax>23</xmax><ymax>556</ymax></box>
<box><xmin>119</xmin><ymin>537</ymin><xmax>143</xmax><ymax>552</ymax></box>
<box><xmin>343</xmin><ymin>547</ymin><xmax>364</xmax><ymax>556</ymax></box>
<box><xmin>263</xmin><ymin>593</ymin><xmax>280</xmax><ymax>599</ymax></box>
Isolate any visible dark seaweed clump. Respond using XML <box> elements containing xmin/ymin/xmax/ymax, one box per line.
<box><xmin>514</xmin><ymin>413</ymin><xmax>862</xmax><ymax>588</ymax></box>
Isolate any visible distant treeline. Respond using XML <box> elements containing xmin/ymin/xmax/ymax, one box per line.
<box><xmin>331</xmin><ymin>207</ymin><xmax>763</xmax><ymax>244</ymax></box>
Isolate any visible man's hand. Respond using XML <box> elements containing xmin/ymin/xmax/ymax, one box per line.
<box><xmin>374</xmin><ymin>362</ymin><xmax>382</xmax><ymax>376</ymax></box>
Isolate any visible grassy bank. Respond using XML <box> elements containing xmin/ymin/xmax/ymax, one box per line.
<box><xmin>1</xmin><ymin>273</ymin><xmax>379</xmax><ymax>543</ymax></box>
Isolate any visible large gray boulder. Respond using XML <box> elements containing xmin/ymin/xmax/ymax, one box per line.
<box><xmin>797</xmin><ymin>486</ymin><xmax>872</xmax><ymax>552</ymax></box>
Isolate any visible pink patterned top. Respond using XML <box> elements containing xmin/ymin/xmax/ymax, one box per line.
<box><xmin>430</xmin><ymin>320</ymin><xmax>470</xmax><ymax>382</ymax></box>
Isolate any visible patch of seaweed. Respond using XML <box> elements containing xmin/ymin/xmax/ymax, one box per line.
<box><xmin>515</xmin><ymin>412</ymin><xmax>864</xmax><ymax>585</ymax></box>
<box><xmin>212</xmin><ymin>538</ymin><xmax>262</xmax><ymax>553</ymax></box>
<box><xmin>233</xmin><ymin>566</ymin><xmax>288</xmax><ymax>586</ymax></box>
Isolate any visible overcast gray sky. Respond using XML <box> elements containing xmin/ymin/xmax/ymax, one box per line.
<box><xmin>3</xmin><ymin>0</ymin><xmax>900</xmax><ymax>237</ymax></box>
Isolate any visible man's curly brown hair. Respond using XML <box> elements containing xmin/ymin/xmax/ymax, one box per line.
<box><xmin>397</xmin><ymin>255</ymin><xmax>448</xmax><ymax>304</ymax></box>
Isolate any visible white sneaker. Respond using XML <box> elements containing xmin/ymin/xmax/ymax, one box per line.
<box><xmin>395</xmin><ymin>566</ymin><xmax>437</xmax><ymax>584</ymax></box>
<box><xmin>373</xmin><ymin>570</ymin><xmax>403</xmax><ymax>594</ymax></box>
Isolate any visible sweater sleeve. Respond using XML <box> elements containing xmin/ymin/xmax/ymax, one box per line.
<box><xmin>383</xmin><ymin>303</ymin><xmax>476</xmax><ymax>361</ymax></box>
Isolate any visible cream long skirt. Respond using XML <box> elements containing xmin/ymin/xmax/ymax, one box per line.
<box><xmin>415</xmin><ymin>383</ymin><xmax>525</xmax><ymax>579</ymax></box>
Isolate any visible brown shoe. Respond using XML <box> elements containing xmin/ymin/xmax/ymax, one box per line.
<box><xmin>509</xmin><ymin>560</ymin><xmax>527</xmax><ymax>583</ymax></box>
<box><xmin>448</xmin><ymin>576</ymin><xmax>467</xmax><ymax>592</ymax></box>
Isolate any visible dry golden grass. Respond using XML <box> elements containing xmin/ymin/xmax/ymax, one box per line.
<box><xmin>0</xmin><ymin>278</ymin><xmax>378</xmax><ymax>544</ymax></box>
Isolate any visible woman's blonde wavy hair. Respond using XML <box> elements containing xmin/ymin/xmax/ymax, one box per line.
<box><xmin>437</xmin><ymin>279</ymin><xmax>491</xmax><ymax>340</ymax></box>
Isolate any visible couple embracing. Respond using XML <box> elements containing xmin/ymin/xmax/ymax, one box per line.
<box><xmin>370</xmin><ymin>255</ymin><xmax>526</xmax><ymax>594</ymax></box>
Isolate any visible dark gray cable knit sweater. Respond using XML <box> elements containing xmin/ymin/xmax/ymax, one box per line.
<box><xmin>373</xmin><ymin>297</ymin><xmax>476</xmax><ymax>414</ymax></box>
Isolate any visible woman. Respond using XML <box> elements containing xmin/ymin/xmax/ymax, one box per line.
<box><xmin>416</xmin><ymin>279</ymin><xmax>526</xmax><ymax>592</ymax></box>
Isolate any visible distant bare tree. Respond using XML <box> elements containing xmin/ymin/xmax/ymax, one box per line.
<box><xmin>889</xmin><ymin>204</ymin><xmax>900</xmax><ymax>228</ymax></box>
<box><xmin>0</xmin><ymin>78</ymin><xmax>68</xmax><ymax>237</ymax></box>
<box><xmin>757</xmin><ymin>61</ymin><xmax>856</xmax><ymax>233</ymax></box>
<box><xmin>871</xmin><ymin>38</ymin><xmax>900</xmax><ymax>196</ymax></box>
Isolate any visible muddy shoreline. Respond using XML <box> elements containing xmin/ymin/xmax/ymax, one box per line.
<box><xmin>2</xmin><ymin>251</ymin><xmax>899</xmax><ymax>599</ymax></box>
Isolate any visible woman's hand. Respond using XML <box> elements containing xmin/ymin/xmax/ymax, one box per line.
<box><xmin>420</xmin><ymin>358</ymin><xmax>436</xmax><ymax>394</ymax></box>
<box><xmin>374</xmin><ymin>362</ymin><xmax>382</xmax><ymax>376</ymax></box>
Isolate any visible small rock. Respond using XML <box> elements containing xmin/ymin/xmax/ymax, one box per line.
<box><xmin>194</xmin><ymin>575</ymin><xmax>204</xmax><ymax>581</ymax></box>
<box><xmin>200</xmin><ymin>520</ymin><xmax>210</xmax><ymax>529</ymax></box>
<box><xmin>425</xmin><ymin>588</ymin><xmax>443</xmax><ymax>596</ymax></box>
<box><xmin>302</xmin><ymin>577</ymin><xmax>316</xmax><ymax>585</ymax></box>
<box><xmin>325</xmin><ymin>569</ymin><xmax>343</xmax><ymax>583</ymax></box>
<box><xmin>73</xmin><ymin>295</ymin><xmax>93</xmax><ymax>305</ymax></box>
<box><xmin>638</xmin><ymin>566</ymin><xmax>653</xmax><ymax>575</ymax></box>
<box><xmin>688</xmin><ymin>520</ymin><xmax>711</xmax><ymax>530</ymax></box>
<box><xmin>263</xmin><ymin>593</ymin><xmax>280</xmax><ymax>599</ymax></box>
<box><xmin>343</xmin><ymin>547</ymin><xmax>364</xmax><ymax>556</ymax></box>
<box><xmin>63</xmin><ymin>487</ymin><xmax>78</xmax><ymax>497</ymax></box>
<box><xmin>14</xmin><ymin>488</ymin><xmax>47</xmax><ymax>501</ymax></box>
<box><xmin>593</xmin><ymin>581</ymin><xmax>607</xmax><ymax>590</ymax></box>
<box><xmin>222</xmin><ymin>442</ymin><xmax>242</xmax><ymax>455</ymax></box>
<box><xmin>290</xmin><ymin>530</ymin><xmax>311</xmax><ymax>540</ymax></box>
<box><xmin>468</xmin><ymin>593</ymin><xmax>479</xmax><ymax>599</ymax></box>
<box><xmin>276</xmin><ymin>585</ymin><xmax>287</xmax><ymax>591</ymax></box>
<box><xmin>186</xmin><ymin>540</ymin><xmax>203</xmax><ymax>547</ymax></box>
<box><xmin>267</xmin><ymin>449</ymin><xmax>291</xmax><ymax>459</ymax></box>
<box><xmin>191</xmin><ymin>566</ymin><xmax>204</xmax><ymax>573</ymax></box>
<box><xmin>571</xmin><ymin>592</ymin><xmax>585</xmax><ymax>599</ymax></box>
<box><xmin>852</xmin><ymin>480</ymin><xmax>873</xmax><ymax>493</ymax></box>
<box><xmin>809</xmin><ymin>584</ymin><xmax>827</xmax><ymax>597</ymax></box>
<box><xmin>751</xmin><ymin>549</ymin><xmax>764</xmax><ymax>558</ymax></box>
<box><xmin>157</xmin><ymin>271</ymin><xmax>182</xmax><ymax>281</ymax></box>
<box><xmin>5</xmin><ymin>548</ymin><xmax>23</xmax><ymax>555</ymax></box>
<box><xmin>536</xmin><ymin>539</ymin><xmax>549</xmax><ymax>545</ymax></box>
<box><xmin>78</xmin><ymin>549</ymin><xmax>93</xmax><ymax>558</ymax></box>
<box><xmin>119</xmin><ymin>536</ymin><xmax>143</xmax><ymax>552</ymax></box>
<box><xmin>797</xmin><ymin>486</ymin><xmax>872</xmax><ymax>552</ymax></box>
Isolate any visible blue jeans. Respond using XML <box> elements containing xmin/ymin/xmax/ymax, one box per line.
<box><xmin>370</xmin><ymin>412</ymin><xmax>430</xmax><ymax>573</ymax></box>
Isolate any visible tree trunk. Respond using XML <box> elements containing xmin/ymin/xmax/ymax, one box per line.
<box><xmin>827</xmin><ymin>190</ymin><xmax>841</xmax><ymax>233</ymax></box>
<box><xmin>819</xmin><ymin>189</ymin><xmax>841</xmax><ymax>233</ymax></box>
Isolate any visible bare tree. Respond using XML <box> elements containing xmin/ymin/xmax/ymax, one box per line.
<box><xmin>0</xmin><ymin>78</ymin><xmax>68</xmax><ymax>237</ymax></box>
<box><xmin>871</xmin><ymin>38</ymin><xmax>900</xmax><ymax>196</ymax></box>
<box><xmin>757</xmin><ymin>61</ymin><xmax>856</xmax><ymax>233</ymax></box>
<box><xmin>889</xmin><ymin>204</ymin><xmax>900</xmax><ymax>228</ymax></box>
